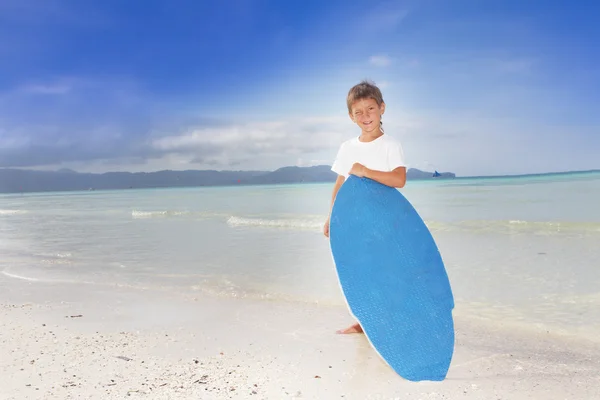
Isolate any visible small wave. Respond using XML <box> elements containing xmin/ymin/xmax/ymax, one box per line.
<box><xmin>226</xmin><ymin>216</ymin><xmax>324</xmax><ymax>231</ymax></box>
<box><xmin>40</xmin><ymin>259</ymin><xmax>72</xmax><ymax>266</ymax></box>
<box><xmin>1</xmin><ymin>269</ymin><xmax>105</xmax><ymax>286</ymax></box>
<box><xmin>425</xmin><ymin>219</ymin><xmax>600</xmax><ymax>235</ymax></box>
<box><xmin>1</xmin><ymin>270</ymin><xmax>42</xmax><ymax>282</ymax></box>
<box><xmin>131</xmin><ymin>210</ymin><xmax>192</xmax><ymax>218</ymax></box>
<box><xmin>0</xmin><ymin>209</ymin><xmax>28</xmax><ymax>216</ymax></box>
<box><xmin>131</xmin><ymin>210</ymin><xmax>229</xmax><ymax>219</ymax></box>
<box><xmin>34</xmin><ymin>252</ymin><xmax>73</xmax><ymax>260</ymax></box>
<box><xmin>130</xmin><ymin>209</ymin><xmax>599</xmax><ymax>236</ymax></box>
<box><xmin>51</xmin><ymin>252</ymin><xmax>72</xmax><ymax>258</ymax></box>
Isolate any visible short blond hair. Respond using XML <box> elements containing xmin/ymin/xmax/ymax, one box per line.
<box><xmin>346</xmin><ymin>80</ymin><xmax>384</xmax><ymax>113</ymax></box>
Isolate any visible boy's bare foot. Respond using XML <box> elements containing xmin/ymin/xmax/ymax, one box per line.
<box><xmin>336</xmin><ymin>322</ymin><xmax>363</xmax><ymax>334</ymax></box>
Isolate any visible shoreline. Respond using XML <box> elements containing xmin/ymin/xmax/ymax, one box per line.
<box><xmin>1</xmin><ymin>278</ymin><xmax>599</xmax><ymax>399</ymax></box>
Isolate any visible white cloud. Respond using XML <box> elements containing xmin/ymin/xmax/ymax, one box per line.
<box><xmin>8</xmin><ymin>105</ymin><xmax>597</xmax><ymax>177</ymax></box>
<box><xmin>147</xmin><ymin>116</ymin><xmax>354</xmax><ymax>170</ymax></box>
<box><xmin>20</xmin><ymin>84</ymin><xmax>71</xmax><ymax>95</ymax></box>
<box><xmin>369</xmin><ymin>55</ymin><xmax>392</xmax><ymax>67</ymax></box>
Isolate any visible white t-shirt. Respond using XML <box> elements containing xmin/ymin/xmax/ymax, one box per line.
<box><xmin>331</xmin><ymin>134</ymin><xmax>406</xmax><ymax>178</ymax></box>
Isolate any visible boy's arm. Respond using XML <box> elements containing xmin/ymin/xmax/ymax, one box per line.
<box><xmin>323</xmin><ymin>175</ymin><xmax>345</xmax><ymax>237</ymax></box>
<box><xmin>328</xmin><ymin>175</ymin><xmax>346</xmax><ymax>214</ymax></box>
<box><xmin>365</xmin><ymin>166</ymin><xmax>406</xmax><ymax>188</ymax></box>
<box><xmin>350</xmin><ymin>163</ymin><xmax>406</xmax><ymax>188</ymax></box>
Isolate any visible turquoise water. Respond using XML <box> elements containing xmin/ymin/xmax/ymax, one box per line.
<box><xmin>1</xmin><ymin>171</ymin><xmax>599</xmax><ymax>340</ymax></box>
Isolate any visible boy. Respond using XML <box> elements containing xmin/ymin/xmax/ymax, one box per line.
<box><xmin>323</xmin><ymin>80</ymin><xmax>407</xmax><ymax>334</ymax></box>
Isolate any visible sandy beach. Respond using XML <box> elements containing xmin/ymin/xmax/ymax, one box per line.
<box><xmin>2</xmin><ymin>278</ymin><xmax>599</xmax><ymax>400</ymax></box>
<box><xmin>2</xmin><ymin>173</ymin><xmax>600</xmax><ymax>399</ymax></box>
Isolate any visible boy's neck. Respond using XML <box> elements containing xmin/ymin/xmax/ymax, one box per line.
<box><xmin>359</xmin><ymin>129</ymin><xmax>384</xmax><ymax>142</ymax></box>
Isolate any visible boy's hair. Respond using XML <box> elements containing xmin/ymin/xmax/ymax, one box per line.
<box><xmin>346</xmin><ymin>80</ymin><xmax>384</xmax><ymax>113</ymax></box>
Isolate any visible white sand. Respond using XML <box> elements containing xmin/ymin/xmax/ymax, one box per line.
<box><xmin>1</xmin><ymin>279</ymin><xmax>599</xmax><ymax>400</ymax></box>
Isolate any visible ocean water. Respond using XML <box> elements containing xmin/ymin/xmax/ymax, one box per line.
<box><xmin>1</xmin><ymin>171</ymin><xmax>600</xmax><ymax>341</ymax></box>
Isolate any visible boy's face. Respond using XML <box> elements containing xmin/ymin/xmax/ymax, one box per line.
<box><xmin>349</xmin><ymin>98</ymin><xmax>385</xmax><ymax>135</ymax></box>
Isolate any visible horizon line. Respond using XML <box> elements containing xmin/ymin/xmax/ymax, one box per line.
<box><xmin>2</xmin><ymin>165</ymin><xmax>600</xmax><ymax>179</ymax></box>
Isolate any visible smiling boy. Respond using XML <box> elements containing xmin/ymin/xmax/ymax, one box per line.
<box><xmin>324</xmin><ymin>80</ymin><xmax>407</xmax><ymax>334</ymax></box>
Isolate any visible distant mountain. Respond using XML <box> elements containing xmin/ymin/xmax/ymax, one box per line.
<box><xmin>0</xmin><ymin>166</ymin><xmax>454</xmax><ymax>193</ymax></box>
<box><xmin>56</xmin><ymin>168</ymin><xmax>78</xmax><ymax>174</ymax></box>
<box><xmin>247</xmin><ymin>165</ymin><xmax>338</xmax><ymax>184</ymax></box>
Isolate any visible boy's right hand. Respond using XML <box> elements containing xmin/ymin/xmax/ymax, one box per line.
<box><xmin>323</xmin><ymin>218</ymin><xmax>330</xmax><ymax>237</ymax></box>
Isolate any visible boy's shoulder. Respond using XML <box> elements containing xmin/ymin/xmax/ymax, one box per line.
<box><xmin>377</xmin><ymin>134</ymin><xmax>404</xmax><ymax>150</ymax></box>
<box><xmin>335</xmin><ymin>136</ymin><xmax>357</xmax><ymax>152</ymax></box>
<box><xmin>379</xmin><ymin>133</ymin><xmax>402</xmax><ymax>142</ymax></box>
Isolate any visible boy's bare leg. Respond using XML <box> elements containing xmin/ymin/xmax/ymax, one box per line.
<box><xmin>336</xmin><ymin>322</ymin><xmax>363</xmax><ymax>334</ymax></box>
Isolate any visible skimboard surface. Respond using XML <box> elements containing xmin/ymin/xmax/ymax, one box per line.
<box><xmin>329</xmin><ymin>175</ymin><xmax>455</xmax><ymax>381</ymax></box>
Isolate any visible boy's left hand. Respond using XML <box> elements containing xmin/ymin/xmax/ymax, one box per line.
<box><xmin>349</xmin><ymin>163</ymin><xmax>368</xmax><ymax>178</ymax></box>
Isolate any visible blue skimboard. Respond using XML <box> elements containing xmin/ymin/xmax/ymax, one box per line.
<box><xmin>329</xmin><ymin>175</ymin><xmax>455</xmax><ymax>381</ymax></box>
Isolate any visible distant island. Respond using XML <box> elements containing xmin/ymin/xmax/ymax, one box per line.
<box><xmin>0</xmin><ymin>166</ymin><xmax>455</xmax><ymax>194</ymax></box>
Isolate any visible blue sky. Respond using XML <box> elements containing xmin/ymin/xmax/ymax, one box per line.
<box><xmin>0</xmin><ymin>0</ymin><xmax>598</xmax><ymax>176</ymax></box>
